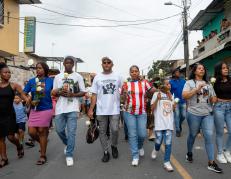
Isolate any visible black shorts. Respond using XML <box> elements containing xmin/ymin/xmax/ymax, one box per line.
<box><xmin>16</xmin><ymin>122</ymin><xmax>26</xmax><ymax>132</ymax></box>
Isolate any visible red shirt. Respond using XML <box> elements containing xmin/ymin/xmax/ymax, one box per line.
<box><xmin>122</xmin><ymin>80</ymin><xmax>152</xmax><ymax>115</ymax></box>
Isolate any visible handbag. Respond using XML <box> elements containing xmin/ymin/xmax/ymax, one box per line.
<box><xmin>86</xmin><ymin>121</ymin><xmax>99</xmax><ymax>144</ymax></box>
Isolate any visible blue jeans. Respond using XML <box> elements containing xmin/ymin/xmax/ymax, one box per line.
<box><xmin>174</xmin><ymin>103</ymin><xmax>186</xmax><ymax>133</ymax></box>
<box><xmin>155</xmin><ymin>130</ymin><xmax>172</xmax><ymax>162</ymax></box>
<box><xmin>214</xmin><ymin>102</ymin><xmax>231</xmax><ymax>154</ymax></box>
<box><xmin>187</xmin><ymin>112</ymin><xmax>214</xmax><ymax>161</ymax></box>
<box><xmin>124</xmin><ymin>112</ymin><xmax>147</xmax><ymax>160</ymax></box>
<box><xmin>55</xmin><ymin>112</ymin><xmax>77</xmax><ymax>157</ymax></box>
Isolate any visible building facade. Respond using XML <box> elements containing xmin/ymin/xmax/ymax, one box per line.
<box><xmin>0</xmin><ymin>0</ymin><xmax>40</xmax><ymax>60</ymax></box>
<box><xmin>185</xmin><ymin>0</ymin><xmax>231</xmax><ymax>76</ymax></box>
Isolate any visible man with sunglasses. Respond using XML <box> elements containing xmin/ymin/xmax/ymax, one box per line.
<box><xmin>88</xmin><ymin>57</ymin><xmax>123</xmax><ymax>163</ymax></box>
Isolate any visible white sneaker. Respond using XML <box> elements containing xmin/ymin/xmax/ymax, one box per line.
<box><xmin>64</xmin><ymin>146</ymin><xmax>67</xmax><ymax>155</ymax></box>
<box><xmin>151</xmin><ymin>148</ymin><xmax>158</xmax><ymax>159</ymax></box>
<box><xmin>224</xmin><ymin>151</ymin><xmax>231</xmax><ymax>163</ymax></box>
<box><xmin>139</xmin><ymin>148</ymin><xmax>144</xmax><ymax>157</ymax></box>
<box><xmin>216</xmin><ymin>153</ymin><xmax>227</xmax><ymax>164</ymax></box>
<box><xmin>66</xmin><ymin>157</ymin><xmax>74</xmax><ymax>167</ymax></box>
<box><xmin>164</xmin><ymin>162</ymin><xmax>174</xmax><ymax>172</ymax></box>
<box><xmin>131</xmin><ymin>159</ymin><xmax>139</xmax><ymax>166</ymax></box>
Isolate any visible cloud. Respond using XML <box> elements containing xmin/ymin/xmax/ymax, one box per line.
<box><xmin>19</xmin><ymin>0</ymin><xmax>213</xmax><ymax>78</ymax></box>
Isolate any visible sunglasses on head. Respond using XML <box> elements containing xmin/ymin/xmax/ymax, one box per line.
<box><xmin>103</xmin><ymin>61</ymin><xmax>112</xmax><ymax>64</ymax></box>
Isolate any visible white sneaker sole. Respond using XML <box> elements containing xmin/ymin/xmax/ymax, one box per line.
<box><xmin>207</xmin><ymin>167</ymin><xmax>222</xmax><ymax>173</ymax></box>
<box><xmin>164</xmin><ymin>166</ymin><xmax>174</xmax><ymax>172</ymax></box>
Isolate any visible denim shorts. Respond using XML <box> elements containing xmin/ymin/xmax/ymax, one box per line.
<box><xmin>16</xmin><ymin>122</ymin><xmax>26</xmax><ymax>131</ymax></box>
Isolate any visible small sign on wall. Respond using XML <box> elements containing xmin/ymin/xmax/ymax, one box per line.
<box><xmin>24</xmin><ymin>17</ymin><xmax>36</xmax><ymax>53</ymax></box>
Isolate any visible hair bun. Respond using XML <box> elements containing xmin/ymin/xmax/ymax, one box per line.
<box><xmin>0</xmin><ymin>62</ymin><xmax>7</xmax><ymax>70</ymax></box>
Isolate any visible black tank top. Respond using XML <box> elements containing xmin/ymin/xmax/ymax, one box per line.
<box><xmin>0</xmin><ymin>83</ymin><xmax>15</xmax><ymax>115</ymax></box>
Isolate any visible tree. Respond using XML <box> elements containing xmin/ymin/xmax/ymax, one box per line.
<box><xmin>147</xmin><ymin>60</ymin><xmax>173</xmax><ymax>80</ymax></box>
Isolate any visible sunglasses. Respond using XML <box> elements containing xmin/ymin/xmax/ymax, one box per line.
<box><xmin>103</xmin><ymin>61</ymin><xmax>112</xmax><ymax>64</ymax></box>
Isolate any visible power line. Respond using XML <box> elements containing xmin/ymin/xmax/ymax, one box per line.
<box><xmin>162</xmin><ymin>31</ymin><xmax>183</xmax><ymax>60</ymax></box>
<box><xmin>92</xmin><ymin>0</ymin><xmax>141</xmax><ymax>18</ymax></box>
<box><xmin>30</xmin><ymin>4</ymin><xmax>172</xmax><ymax>23</ymax></box>
<box><xmin>5</xmin><ymin>13</ymin><xmax>181</xmax><ymax>28</ymax></box>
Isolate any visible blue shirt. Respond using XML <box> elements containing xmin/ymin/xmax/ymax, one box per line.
<box><xmin>24</xmin><ymin>77</ymin><xmax>53</xmax><ymax>111</ymax></box>
<box><xmin>170</xmin><ymin>78</ymin><xmax>186</xmax><ymax>104</ymax></box>
<box><xmin>13</xmin><ymin>102</ymin><xmax>27</xmax><ymax>123</ymax></box>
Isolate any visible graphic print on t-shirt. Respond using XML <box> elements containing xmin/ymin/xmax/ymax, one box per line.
<box><xmin>102</xmin><ymin>80</ymin><xmax>116</xmax><ymax>94</ymax></box>
<box><xmin>196</xmin><ymin>84</ymin><xmax>209</xmax><ymax>103</ymax></box>
<box><xmin>162</xmin><ymin>101</ymin><xmax>172</xmax><ymax>117</ymax></box>
<box><xmin>62</xmin><ymin>78</ymin><xmax>80</xmax><ymax>93</ymax></box>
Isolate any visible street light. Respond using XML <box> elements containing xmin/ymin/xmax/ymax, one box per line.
<box><xmin>164</xmin><ymin>1</ymin><xmax>183</xmax><ymax>9</ymax></box>
<box><xmin>164</xmin><ymin>0</ymin><xmax>190</xmax><ymax>78</ymax></box>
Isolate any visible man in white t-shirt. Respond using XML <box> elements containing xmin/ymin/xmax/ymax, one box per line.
<box><xmin>88</xmin><ymin>57</ymin><xmax>123</xmax><ymax>163</ymax></box>
<box><xmin>52</xmin><ymin>56</ymin><xmax>86</xmax><ymax>166</ymax></box>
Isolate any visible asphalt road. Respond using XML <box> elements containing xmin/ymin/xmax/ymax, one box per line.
<box><xmin>1</xmin><ymin>115</ymin><xmax>231</xmax><ymax>179</ymax></box>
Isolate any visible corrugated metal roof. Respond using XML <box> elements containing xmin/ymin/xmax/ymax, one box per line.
<box><xmin>19</xmin><ymin>0</ymin><xmax>41</xmax><ymax>4</ymax></box>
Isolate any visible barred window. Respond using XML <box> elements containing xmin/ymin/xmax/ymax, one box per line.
<box><xmin>0</xmin><ymin>0</ymin><xmax>4</xmax><ymax>25</ymax></box>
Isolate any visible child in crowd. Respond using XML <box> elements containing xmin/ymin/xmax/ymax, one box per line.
<box><xmin>13</xmin><ymin>94</ymin><xmax>27</xmax><ymax>149</ymax></box>
<box><xmin>151</xmin><ymin>79</ymin><xmax>175</xmax><ymax>172</ymax></box>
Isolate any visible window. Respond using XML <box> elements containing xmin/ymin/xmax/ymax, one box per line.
<box><xmin>0</xmin><ymin>0</ymin><xmax>4</xmax><ymax>25</ymax></box>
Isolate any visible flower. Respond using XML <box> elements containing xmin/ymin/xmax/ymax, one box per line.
<box><xmin>159</xmin><ymin>69</ymin><xmax>163</xmax><ymax>75</ymax></box>
<box><xmin>35</xmin><ymin>78</ymin><xmax>39</xmax><ymax>83</ymax></box>
<box><xmin>210</xmin><ymin>77</ymin><xmax>216</xmax><ymax>83</ymax></box>
<box><xmin>64</xmin><ymin>73</ymin><xmax>69</xmax><ymax>79</ymax></box>
<box><xmin>37</xmin><ymin>82</ymin><xmax>41</xmax><ymax>85</ymax></box>
<box><xmin>36</xmin><ymin>86</ymin><xmax>43</xmax><ymax>92</ymax></box>
<box><xmin>85</xmin><ymin>120</ymin><xmax>91</xmax><ymax>126</ymax></box>
<box><xmin>174</xmin><ymin>98</ymin><xmax>180</xmax><ymax>103</ymax></box>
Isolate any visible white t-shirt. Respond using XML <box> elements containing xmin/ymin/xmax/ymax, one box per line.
<box><xmin>53</xmin><ymin>72</ymin><xmax>86</xmax><ymax>115</ymax></box>
<box><xmin>91</xmin><ymin>72</ymin><xmax>123</xmax><ymax>115</ymax></box>
<box><xmin>151</xmin><ymin>92</ymin><xmax>174</xmax><ymax>131</ymax></box>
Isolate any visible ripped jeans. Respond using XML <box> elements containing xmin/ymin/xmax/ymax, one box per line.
<box><xmin>155</xmin><ymin>130</ymin><xmax>173</xmax><ymax>163</ymax></box>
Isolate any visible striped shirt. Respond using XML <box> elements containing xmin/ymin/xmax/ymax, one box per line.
<box><xmin>122</xmin><ymin>80</ymin><xmax>152</xmax><ymax>115</ymax></box>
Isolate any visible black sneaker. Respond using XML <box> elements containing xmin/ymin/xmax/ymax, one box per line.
<box><xmin>102</xmin><ymin>151</ymin><xmax>110</xmax><ymax>162</ymax></box>
<box><xmin>208</xmin><ymin>161</ymin><xmax>222</xmax><ymax>173</ymax></box>
<box><xmin>176</xmin><ymin>131</ymin><xmax>181</xmax><ymax>137</ymax></box>
<box><xmin>111</xmin><ymin>146</ymin><xmax>118</xmax><ymax>159</ymax></box>
<box><xmin>186</xmin><ymin>152</ymin><xmax>193</xmax><ymax>163</ymax></box>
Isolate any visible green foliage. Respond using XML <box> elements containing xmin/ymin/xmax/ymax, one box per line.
<box><xmin>147</xmin><ymin>60</ymin><xmax>173</xmax><ymax>80</ymax></box>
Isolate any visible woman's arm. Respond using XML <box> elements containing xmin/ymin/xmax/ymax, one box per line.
<box><xmin>182</xmin><ymin>84</ymin><xmax>205</xmax><ymax>100</ymax></box>
<box><xmin>13</xmin><ymin>83</ymin><xmax>30</xmax><ymax>105</ymax></box>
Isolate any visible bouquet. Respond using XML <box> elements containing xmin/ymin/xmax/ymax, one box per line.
<box><xmin>210</xmin><ymin>77</ymin><xmax>216</xmax><ymax>86</ymax></box>
<box><xmin>31</xmin><ymin>78</ymin><xmax>45</xmax><ymax>110</ymax></box>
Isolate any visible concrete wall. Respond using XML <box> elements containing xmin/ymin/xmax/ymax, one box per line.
<box><xmin>201</xmin><ymin>50</ymin><xmax>231</xmax><ymax>77</ymax></box>
<box><xmin>9</xmin><ymin>66</ymin><xmax>34</xmax><ymax>88</ymax></box>
<box><xmin>0</xmin><ymin>0</ymin><xmax>19</xmax><ymax>57</ymax></box>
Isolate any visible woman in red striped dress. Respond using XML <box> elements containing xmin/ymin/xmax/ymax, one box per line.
<box><xmin>122</xmin><ymin>65</ymin><xmax>155</xmax><ymax>166</ymax></box>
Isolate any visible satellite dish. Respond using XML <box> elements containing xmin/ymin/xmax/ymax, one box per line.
<box><xmin>27</xmin><ymin>59</ymin><xmax>34</xmax><ymax>66</ymax></box>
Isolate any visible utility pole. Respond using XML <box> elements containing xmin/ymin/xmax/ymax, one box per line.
<box><xmin>182</xmin><ymin>0</ymin><xmax>190</xmax><ymax>78</ymax></box>
<box><xmin>164</xmin><ymin>0</ymin><xmax>190</xmax><ymax>78</ymax></box>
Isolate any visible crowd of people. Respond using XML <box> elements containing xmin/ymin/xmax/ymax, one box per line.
<box><xmin>0</xmin><ymin>56</ymin><xmax>231</xmax><ymax>175</ymax></box>
<box><xmin>197</xmin><ymin>18</ymin><xmax>231</xmax><ymax>47</ymax></box>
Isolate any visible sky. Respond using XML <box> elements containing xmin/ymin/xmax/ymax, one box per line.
<box><xmin>19</xmin><ymin>0</ymin><xmax>213</xmax><ymax>78</ymax></box>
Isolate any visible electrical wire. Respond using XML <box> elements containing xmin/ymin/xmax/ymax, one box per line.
<box><xmin>30</xmin><ymin>4</ymin><xmax>171</xmax><ymax>23</ymax></box>
<box><xmin>4</xmin><ymin>13</ymin><xmax>181</xmax><ymax>28</ymax></box>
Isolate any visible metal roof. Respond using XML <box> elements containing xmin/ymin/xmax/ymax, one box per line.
<box><xmin>189</xmin><ymin>0</ymin><xmax>224</xmax><ymax>30</ymax></box>
<box><xmin>19</xmin><ymin>0</ymin><xmax>41</xmax><ymax>4</ymax></box>
<box><xmin>28</xmin><ymin>54</ymin><xmax>84</xmax><ymax>63</ymax></box>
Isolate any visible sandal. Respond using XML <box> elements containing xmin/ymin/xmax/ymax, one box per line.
<box><xmin>17</xmin><ymin>144</ymin><xmax>24</xmax><ymax>159</ymax></box>
<box><xmin>36</xmin><ymin>156</ymin><xmax>47</xmax><ymax>165</ymax></box>
<box><xmin>25</xmin><ymin>139</ymin><xmax>35</xmax><ymax>147</ymax></box>
<box><xmin>0</xmin><ymin>159</ymin><xmax>9</xmax><ymax>168</ymax></box>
